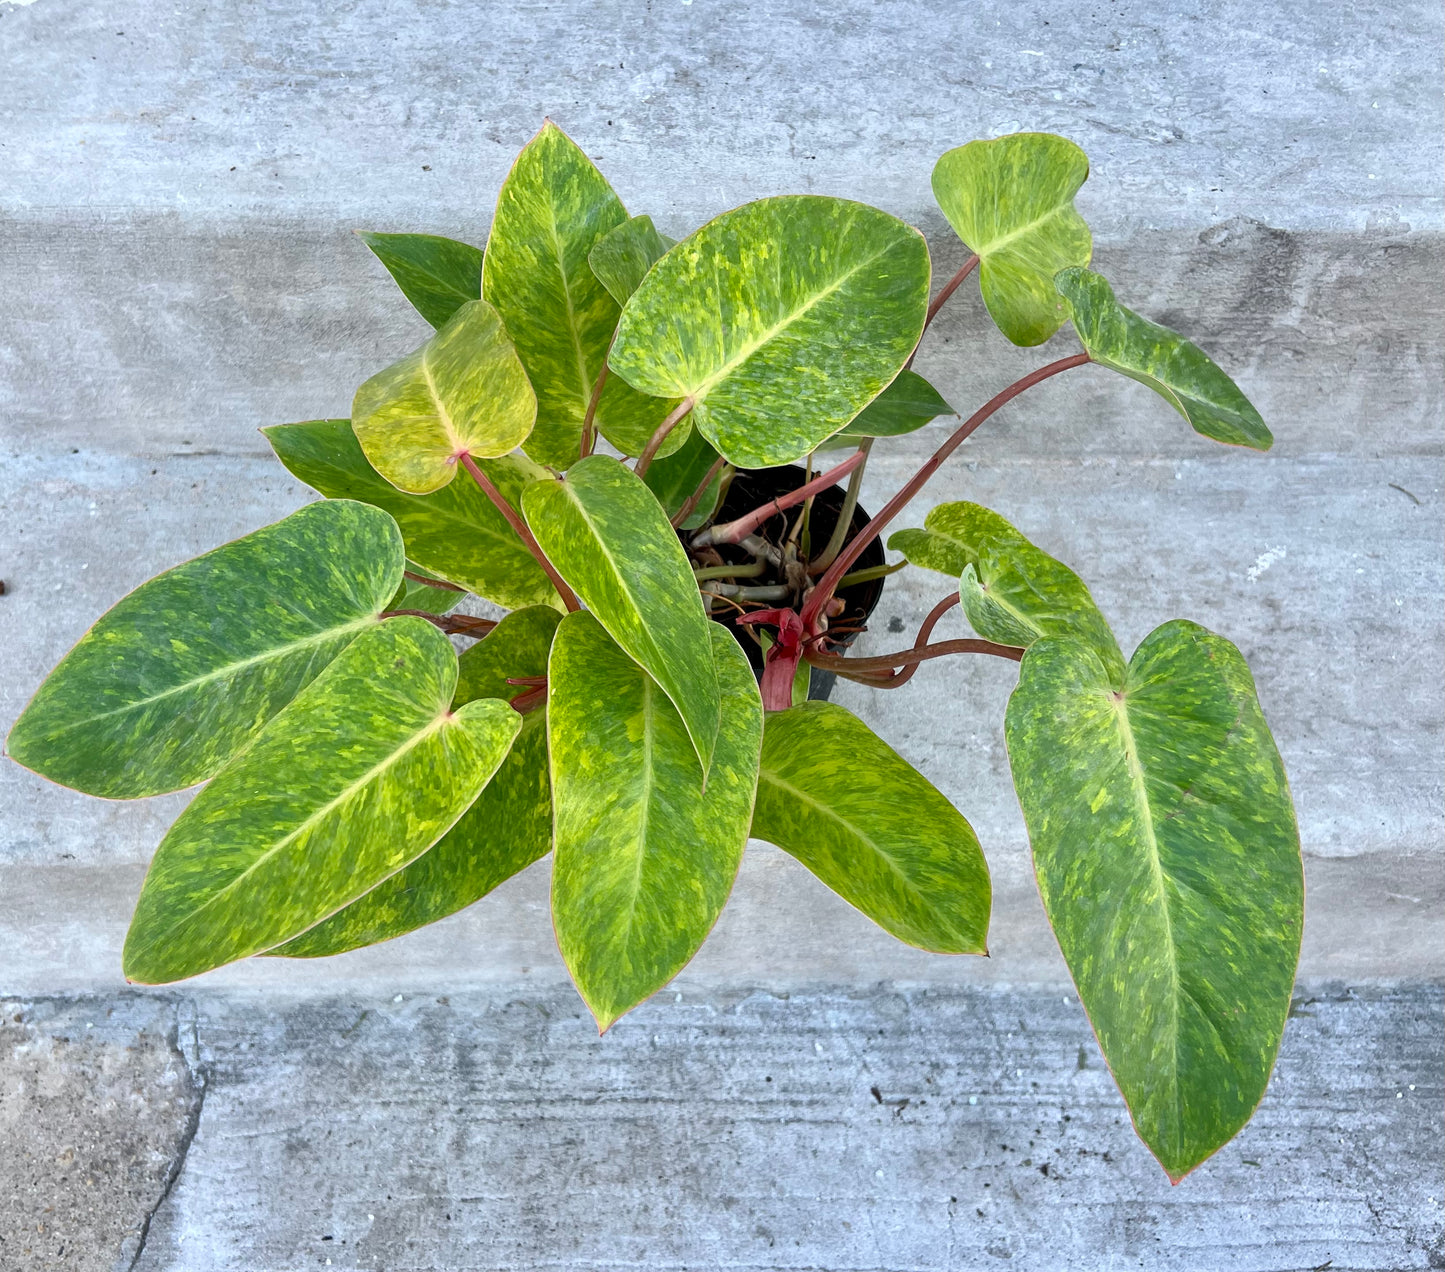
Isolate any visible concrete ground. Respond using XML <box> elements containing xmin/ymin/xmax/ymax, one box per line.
<box><xmin>1</xmin><ymin>0</ymin><xmax>1442</xmax><ymax>1268</ymax></box>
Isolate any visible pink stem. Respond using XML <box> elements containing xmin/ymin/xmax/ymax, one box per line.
<box><xmin>697</xmin><ymin>449</ymin><xmax>866</xmax><ymax>547</ymax></box>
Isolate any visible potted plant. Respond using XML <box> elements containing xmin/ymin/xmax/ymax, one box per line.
<box><xmin>5</xmin><ymin>122</ymin><xmax>1302</xmax><ymax>1184</ymax></box>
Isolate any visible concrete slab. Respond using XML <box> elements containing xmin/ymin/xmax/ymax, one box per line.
<box><xmin>4</xmin><ymin>984</ymin><xmax>1439</xmax><ymax>1272</ymax></box>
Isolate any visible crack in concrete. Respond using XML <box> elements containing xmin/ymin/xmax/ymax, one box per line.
<box><xmin>121</xmin><ymin>1003</ymin><xmax>207</xmax><ymax>1272</ymax></box>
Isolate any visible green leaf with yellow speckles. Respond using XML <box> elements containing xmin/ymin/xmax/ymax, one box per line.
<box><xmin>6</xmin><ymin>500</ymin><xmax>402</xmax><ymax>800</ymax></box>
<box><xmin>1056</xmin><ymin>268</ymin><xmax>1272</xmax><ymax>450</ymax></box>
<box><xmin>523</xmin><ymin>455</ymin><xmax>721</xmax><ymax>773</ymax></box>
<box><xmin>932</xmin><ymin>133</ymin><xmax>1092</xmax><ymax>346</ymax></box>
<box><xmin>640</xmin><ymin>427</ymin><xmax>727</xmax><ymax>530</ymax></box>
<box><xmin>123</xmin><ymin>618</ymin><xmax>520</xmax><ymax>984</ymax></box>
<box><xmin>609</xmin><ymin>196</ymin><xmax>931</xmax><ymax>468</ymax></box>
<box><xmin>351</xmin><ymin>298</ymin><xmax>536</xmax><ymax>494</ymax></box>
<box><xmin>482</xmin><ymin>121</ymin><xmax>681</xmax><ymax>466</ymax></box>
<box><xmin>263</xmin><ymin>419</ymin><xmax>558</xmax><ymax>610</ymax></box>
<box><xmin>548</xmin><ymin>612</ymin><xmax>762</xmax><ymax>1030</ymax></box>
<box><xmin>751</xmin><ymin>702</ymin><xmax>990</xmax><ymax>954</ymax></box>
<box><xmin>272</xmin><ymin>607</ymin><xmax>560</xmax><ymax>958</ymax></box>
<box><xmin>358</xmin><ymin>231</ymin><xmax>483</xmax><ymax>329</ymax></box>
<box><xmin>1005</xmin><ymin>621</ymin><xmax>1302</xmax><ymax>1180</ymax></box>
<box><xmin>588</xmin><ymin>214</ymin><xmax>676</xmax><ymax>306</ymax></box>
<box><xmin>826</xmin><ymin>369</ymin><xmax>954</xmax><ymax>444</ymax></box>
<box><xmin>888</xmin><ymin>501</ymin><xmax>1123</xmax><ymax>684</ymax></box>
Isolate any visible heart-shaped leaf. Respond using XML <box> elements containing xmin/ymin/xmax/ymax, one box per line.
<box><xmin>888</xmin><ymin>501</ymin><xmax>1123</xmax><ymax>684</ymax></box>
<box><xmin>123</xmin><ymin>618</ymin><xmax>521</xmax><ymax>984</ymax></box>
<box><xmin>482</xmin><ymin>121</ymin><xmax>678</xmax><ymax>466</ymax></box>
<box><xmin>351</xmin><ymin>298</ymin><xmax>536</xmax><ymax>494</ymax></box>
<box><xmin>264</xmin><ymin>419</ymin><xmax>557</xmax><ymax>609</ymax></box>
<box><xmin>272</xmin><ymin>607</ymin><xmax>560</xmax><ymax>958</ymax></box>
<box><xmin>751</xmin><ymin>702</ymin><xmax>990</xmax><ymax>953</ymax></box>
<box><xmin>1005</xmin><ymin>621</ymin><xmax>1302</xmax><ymax>1180</ymax></box>
<box><xmin>523</xmin><ymin>455</ymin><xmax>720</xmax><ymax>773</ymax></box>
<box><xmin>6</xmin><ymin>500</ymin><xmax>402</xmax><ymax>799</ymax></box>
<box><xmin>358</xmin><ymin>231</ymin><xmax>483</xmax><ymax>329</ymax></box>
<box><xmin>640</xmin><ymin>427</ymin><xmax>727</xmax><ymax>530</ymax></box>
<box><xmin>548</xmin><ymin>612</ymin><xmax>762</xmax><ymax>1030</ymax></box>
<box><xmin>932</xmin><ymin>133</ymin><xmax>1092</xmax><ymax>346</ymax></box>
<box><xmin>827</xmin><ymin>369</ymin><xmax>954</xmax><ymax>443</ymax></box>
<box><xmin>588</xmin><ymin>214</ymin><xmax>675</xmax><ymax>306</ymax></box>
<box><xmin>1056</xmin><ymin>268</ymin><xmax>1272</xmax><ymax>450</ymax></box>
<box><xmin>609</xmin><ymin>195</ymin><xmax>931</xmax><ymax>468</ymax></box>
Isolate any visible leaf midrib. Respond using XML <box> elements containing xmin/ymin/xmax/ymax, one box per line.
<box><xmin>145</xmin><ymin>709</ymin><xmax>453</xmax><ymax>949</ymax></box>
<box><xmin>758</xmin><ymin>767</ymin><xmax>964</xmax><ymax>943</ymax></box>
<box><xmin>971</xmin><ymin>201</ymin><xmax>1075</xmax><ymax>258</ymax></box>
<box><xmin>45</xmin><ymin>614</ymin><xmax>378</xmax><ymax>738</ymax></box>
<box><xmin>689</xmin><ymin>222</ymin><xmax>904</xmax><ymax>403</ymax></box>
<box><xmin>1109</xmin><ymin>691</ymin><xmax>1184</xmax><ymax>1157</ymax></box>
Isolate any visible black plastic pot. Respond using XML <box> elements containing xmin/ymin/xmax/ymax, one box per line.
<box><xmin>695</xmin><ymin>464</ymin><xmax>887</xmax><ymax>702</ymax></box>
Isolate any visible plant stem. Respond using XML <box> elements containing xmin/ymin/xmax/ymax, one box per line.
<box><xmin>382</xmin><ymin>610</ymin><xmax>498</xmax><ymax>638</ymax></box>
<box><xmin>835</xmin><ymin>559</ymin><xmax>907</xmax><ymax>588</ymax></box>
<box><xmin>808</xmin><ymin>438</ymin><xmax>873</xmax><ymax>573</ymax></box>
<box><xmin>402</xmin><ymin>570</ymin><xmax>466</xmax><ymax>593</ymax></box>
<box><xmin>924</xmin><ymin>254</ymin><xmax>980</xmax><ymax>331</ymax></box>
<box><xmin>703</xmin><ymin>582</ymin><xmax>792</xmax><ymax>602</ymax></box>
<box><xmin>801</xmin><ymin>352</ymin><xmax>1090</xmax><ymax>632</ymax></box>
<box><xmin>670</xmin><ymin>454</ymin><xmax>729</xmax><ymax>528</ymax></box>
<box><xmin>694</xmin><ymin>449</ymin><xmax>867</xmax><ymax>548</ymax></box>
<box><xmin>457</xmin><ymin>452</ymin><xmax>580</xmax><ymax>612</ymax></box>
<box><xmin>693</xmin><ymin>561</ymin><xmax>767</xmax><ymax>582</ymax></box>
<box><xmin>633</xmin><ymin>396</ymin><xmax>695</xmax><ymax>477</ymax></box>
<box><xmin>816</xmin><ymin>592</ymin><xmax>956</xmax><ymax>688</ymax></box>
<box><xmin>579</xmin><ymin>360</ymin><xmax>610</xmax><ymax>460</ymax></box>
<box><xmin>806</xmin><ymin>635</ymin><xmax>1022</xmax><ymax>678</ymax></box>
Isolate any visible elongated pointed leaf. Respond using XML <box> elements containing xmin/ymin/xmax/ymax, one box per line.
<box><xmin>123</xmin><ymin>619</ymin><xmax>520</xmax><ymax>983</ymax></box>
<box><xmin>640</xmin><ymin>427</ymin><xmax>726</xmax><ymax>530</ymax></box>
<box><xmin>358</xmin><ymin>231</ymin><xmax>483</xmax><ymax>329</ymax></box>
<box><xmin>752</xmin><ymin>702</ymin><xmax>989</xmax><ymax>953</ymax></box>
<box><xmin>264</xmin><ymin>419</ymin><xmax>557</xmax><ymax>609</ymax></box>
<box><xmin>1056</xmin><ymin>268</ymin><xmax>1272</xmax><ymax>450</ymax></box>
<box><xmin>827</xmin><ymin>369</ymin><xmax>954</xmax><ymax>444</ymax></box>
<box><xmin>588</xmin><ymin>214</ymin><xmax>675</xmax><ymax>305</ymax></box>
<box><xmin>6</xmin><ymin>501</ymin><xmax>401</xmax><ymax>799</ymax></box>
<box><xmin>482</xmin><ymin>121</ymin><xmax>677</xmax><ymax>466</ymax></box>
<box><xmin>549</xmin><ymin>613</ymin><xmax>762</xmax><ymax>1030</ymax></box>
<box><xmin>523</xmin><ymin>455</ymin><xmax>720</xmax><ymax>772</ymax></box>
<box><xmin>932</xmin><ymin>133</ymin><xmax>1092</xmax><ymax>346</ymax></box>
<box><xmin>273</xmin><ymin>607</ymin><xmax>560</xmax><ymax>958</ymax></box>
<box><xmin>1005</xmin><ymin>622</ymin><xmax>1302</xmax><ymax>1180</ymax></box>
<box><xmin>609</xmin><ymin>195</ymin><xmax>931</xmax><ymax>468</ymax></box>
<box><xmin>888</xmin><ymin>501</ymin><xmax>1123</xmax><ymax>684</ymax></box>
<box><xmin>352</xmin><ymin>298</ymin><xmax>536</xmax><ymax>493</ymax></box>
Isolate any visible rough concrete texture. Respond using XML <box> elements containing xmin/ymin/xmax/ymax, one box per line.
<box><xmin>1</xmin><ymin>0</ymin><xmax>1442</xmax><ymax>1267</ymax></box>
<box><xmin>2</xmin><ymin>985</ymin><xmax>1439</xmax><ymax>1272</ymax></box>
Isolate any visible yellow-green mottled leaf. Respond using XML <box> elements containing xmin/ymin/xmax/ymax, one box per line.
<box><xmin>1005</xmin><ymin>621</ymin><xmax>1302</xmax><ymax>1180</ymax></box>
<box><xmin>523</xmin><ymin>455</ymin><xmax>720</xmax><ymax>773</ymax></box>
<box><xmin>548</xmin><ymin>613</ymin><xmax>762</xmax><ymax>1030</ymax></box>
<box><xmin>482</xmin><ymin>121</ymin><xmax>679</xmax><ymax>466</ymax></box>
<box><xmin>827</xmin><ymin>369</ymin><xmax>954</xmax><ymax>444</ymax></box>
<box><xmin>123</xmin><ymin>618</ymin><xmax>520</xmax><ymax>983</ymax></box>
<box><xmin>6</xmin><ymin>501</ymin><xmax>402</xmax><ymax>799</ymax></box>
<box><xmin>640</xmin><ymin>427</ymin><xmax>727</xmax><ymax>530</ymax></box>
<box><xmin>273</xmin><ymin>607</ymin><xmax>560</xmax><ymax>958</ymax></box>
<box><xmin>609</xmin><ymin>196</ymin><xmax>931</xmax><ymax>468</ymax></box>
<box><xmin>932</xmin><ymin>133</ymin><xmax>1092</xmax><ymax>346</ymax></box>
<box><xmin>588</xmin><ymin>214</ymin><xmax>675</xmax><ymax>306</ymax></box>
<box><xmin>1056</xmin><ymin>268</ymin><xmax>1272</xmax><ymax>450</ymax></box>
<box><xmin>351</xmin><ymin>298</ymin><xmax>536</xmax><ymax>493</ymax></box>
<box><xmin>358</xmin><ymin>231</ymin><xmax>483</xmax><ymax>329</ymax></box>
<box><xmin>263</xmin><ymin>419</ymin><xmax>558</xmax><ymax>610</ymax></box>
<box><xmin>752</xmin><ymin>702</ymin><xmax>990</xmax><ymax>953</ymax></box>
<box><xmin>888</xmin><ymin>501</ymin><xmax>1123</xmax><ymax>684</ymax></box>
